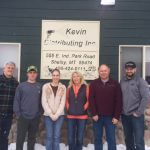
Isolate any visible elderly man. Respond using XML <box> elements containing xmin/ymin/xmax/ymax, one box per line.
<box><xmin>0</xmin><ymin>62</ymin><xmax>19</xmax><ymax>150</ymax></box>
<box><xmin>89</xmin><ymin>64</ymin><xmax>122</xmax><ymax>150</ymax></box>
<box><xmin>120</xmin><ymin>61</ymin><xmax>150</xmax><ymax>150</ymax></box>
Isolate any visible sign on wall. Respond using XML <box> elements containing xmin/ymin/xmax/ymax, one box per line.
<box><xmin>41</xmin><ymin>20</ymin><xmax>100</xmax><ymax>80</ymax></box>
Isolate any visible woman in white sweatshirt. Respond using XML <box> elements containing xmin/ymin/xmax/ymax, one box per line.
<box><xmin>42</xmin><ymin>69</ymin><xmax>66</xmax><ymax>150</ymax></box>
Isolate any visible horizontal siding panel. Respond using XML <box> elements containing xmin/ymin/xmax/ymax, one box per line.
<box><xmin>0</xmin><ymin>1</ymin><xmax>98</xmax><ymax>10</ymax></box>
<box><xmin>0</xmin><ymin>9</ymin><xmax>100</xmax><ymax>18</ymax></box>
<box><xmin>21</xmin><ymin>46</ymin><xmax>41</xmax><ymax>53</ymax></box>
<box><xmin>22</xmin><ymin>51</ymin><xmax>41</xmax><ymax>55</ymax></box>
<box><xmin>0</xmin><ymin>18</ymin><xmax>150</xmax><ymax>29</ymax></box>
<box><xmin>1</xmin><ymin>9</ymin><xmax>150</xmax><ymax>20</ymax></box>
<box><xmin>117</xmin><ymin>0</ymin><xmax>150</xmax><ymax>3</ymax></box>
<box><xmin>103</xmin><ymin>20</ymin><xmax>150</xmax><ymax>29</ymax></box>
<box><xmin>100</xmin><ymin>46</ymin><xmax>119</xmax><ymax>55</ymax></box>
<box><xmin>102</xmin><ymin>38</ymin><xmax>150</xmax><ymax>46</ymax></box>
<box><xmin>0</xmin><ymin>36</ymin><xmax>41</xmax><ymax>44</ymax></box>
<box><xmin>0</xmin><ymin>27</ymin><xmax>40</xmax><ymax>36</ymax></box>
<box><xmin>100</xmin><ymin>55</ymin><xmax>118</xmax><ymax>64</ymax></box>
<box><xmin>100</xmin><ymin>2</ymin><xmax>150</xmax><ymax>11</ymax></box>
<box><xmin>21</xmin><ymin>54</ymin><xmax>41</xmax><ymax>66</ymax></box>
<box><xmin>0</xmin><ymin>15</ymin><xmax>100</xmax><ymax>21</ymax></box>
<box><xmin>103</xmin><ymin>29</ymin><xmax>150</xmax><ymax>38</ymax></box>
<box><xmin>0</xmin><ymin>17</ymin><xmax>41</xmax><ymax>27</ymax></box>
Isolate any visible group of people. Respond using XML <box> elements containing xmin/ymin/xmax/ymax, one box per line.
<box><xmin>0</xmin><ymin>61</ymin><xmax>150</xmax><ymax>150</ymax></box>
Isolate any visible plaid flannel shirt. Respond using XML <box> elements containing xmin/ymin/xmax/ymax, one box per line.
<box><xmin>0</xmin><ymin>74</ymin><xmax>19</xmax><ymax>115</ymax></box>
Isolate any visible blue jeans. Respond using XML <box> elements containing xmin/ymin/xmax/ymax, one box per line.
<box><xmin>121</xmin><ymin>114</ymin><xmax>145</xmax><ymax>150</ymax></box>
<box><xmin>67</xmin><ymin>119</ymin><xmax>87</xmax><ymax>150</ymax></box>
<box><xmin>44</xmin><ymin>115</ymin><xmax>64</xmax><ymax>150</ymax></box>
<box><xmin>0</xmin><ymin>114</ymin><xmax>12</xmax><ymax>150</ymax></box>
<box><xmin>93</xmin><ymin>116</ymin><xmax>116</xmax><ymax>150</ymax></box>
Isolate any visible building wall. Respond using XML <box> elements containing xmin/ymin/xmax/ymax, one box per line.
<box><xmin>0</xmin><ymin>0</ymin><xmax>150</xmax><ymax>82</ymax></box>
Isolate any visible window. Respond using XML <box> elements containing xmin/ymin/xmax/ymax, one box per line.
<box><xmin>119</xmin><ymin>45</ymin><xmax>150</xmax><ymax>86</ymax></box>
<box><xmin>144</xmin><ymin>46</ymin><xmax>150</xmax><ymax>85</ymax></box>
<box><xmin>0</xmin><ymin>43</ymin><xmax>21</xmax><ymax>81</ymax></box>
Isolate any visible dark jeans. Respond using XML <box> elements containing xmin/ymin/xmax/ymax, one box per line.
<box><xmin>121</xmin><ymin>114</ymin><xmax>145</xmax><ymax>150</ymax></box>
<box><xmin>16</xmin><ymin>115</ymin><xmax>40</xmax><ymax>150</ymax></box>
<box><xmin>67</xmin><ymin>118</ymin><xmax>87</xmax><ymax>150</ymax></box>
<box><xmin>0</xmin><ymin>114</ymin><xmax>12</xmax><ymax>150</ymax></box>
<box><xmin>93</xmin><ymin>116</ymin><xmax>116</xmax><ymax>150</ymax></box>
<box><xmin>44</xmin><ymin>115</ymin><xmax>64</xmax><ymax>150</ymax></box>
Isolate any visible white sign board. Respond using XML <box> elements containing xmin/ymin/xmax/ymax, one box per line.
<box><xmin>41</xmin><ymin>20</ymin><xmax>100</xmax><ymax>80</ymax></box>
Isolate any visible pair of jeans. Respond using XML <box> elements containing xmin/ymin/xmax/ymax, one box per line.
<box><xmin>0</xmin><ymin>114</ymin><xmax>12</xmax><ymax>150</ymax></box>
<box><xmin>67</xmin><ymin>118</ymin><xmax>87</xmax><ymax>150</ymax></box>
<box><xmin>121</xmin><ymin>114</ymin><xmax>145</xmax><ymax>150</ymax></box>
<box><xmin>44</xmin><ymin>115</ymin><xmax>64</xmax><ymax>150</ymax></box>
<box><xmin>16</xmin><ymin>115</ymin><xmax>40</xmax><ymax>150</ymax></box>
<box><xmin>93</xmin><ymin>116</ymin><xmax>116</xmax><ymax>150</ymax></box>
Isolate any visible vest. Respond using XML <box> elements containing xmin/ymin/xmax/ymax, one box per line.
<box><xmin>68</xmin><ymin>84</ymin><xmax>87</xmax><ymax>116</ymax></box>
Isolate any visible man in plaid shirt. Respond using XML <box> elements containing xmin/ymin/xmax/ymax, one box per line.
<box><xmin>0</xmin><ymin>61</ymin><xmax>19</xmax><ymax>150</ymax></box>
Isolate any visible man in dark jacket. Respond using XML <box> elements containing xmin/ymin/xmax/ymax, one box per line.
<box><xmin>0</xmin><ymin>61</ymin><xmax>19</xmax><ymax>150</ymax></box>
<box><xmin>89</xmin><ymin>64</ymin><xmax>122</xmax><ymax>150</ymax></box>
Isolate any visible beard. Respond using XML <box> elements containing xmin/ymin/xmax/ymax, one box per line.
<box><xmin>126</xmin><ymin>72</ymin><xmax>135</xmax><ymax>79</ymax></box>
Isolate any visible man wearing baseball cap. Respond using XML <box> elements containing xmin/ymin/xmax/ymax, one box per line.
<box><xmin>13</xmin><ymin>65</ymin><xmax>41</xmax><ymax>150</ymax></box>
<box><xmin>120</xmin><ymin>61</ymin><xmax>150</xmax><ymax>150</ymax></box>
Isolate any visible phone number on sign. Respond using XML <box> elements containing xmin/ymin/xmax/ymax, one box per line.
<box><xmin>56</xmin><ymin>66</ymin><xmax>96</xmax><ymax>71</ymax></box>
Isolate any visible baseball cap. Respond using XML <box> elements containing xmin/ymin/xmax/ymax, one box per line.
<box><xmin>125</xmin><ymin>61</ymin><xmax>136</xmax><ymax>69</ymax></box>
<box><xmin>27</xmin><ymin>65</ymin><xmax>38</xmax><ymax>73</ymax></box>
